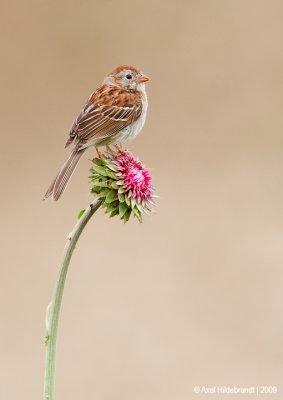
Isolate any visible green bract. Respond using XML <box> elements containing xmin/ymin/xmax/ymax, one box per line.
<box><xmin>90</xmin><ymin>148</ymin><xmax>153</xmax><ymax>222</ymax></box>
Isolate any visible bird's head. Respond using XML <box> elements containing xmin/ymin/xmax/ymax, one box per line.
<box><xmin>104</xmin><ymin>65</ymin><xmax>150</xmax><ymax>92</ymax></box>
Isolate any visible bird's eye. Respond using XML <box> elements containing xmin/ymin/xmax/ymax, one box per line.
<box><xmin>126</xmin><ymin>74</ymin><xmax>132</xmax><ymax>79</ymax></box>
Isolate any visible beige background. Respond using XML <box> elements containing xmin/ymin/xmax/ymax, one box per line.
<box><xmin>0</xmin><ymin>1</ymin><xmax>283</xmax><ymax>399</ymax></box>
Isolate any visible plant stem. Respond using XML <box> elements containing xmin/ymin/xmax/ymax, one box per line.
<box><xmin>44</xmin><ymin>198</ymin><xmax>102</xmax><ymax>400</ymax></box>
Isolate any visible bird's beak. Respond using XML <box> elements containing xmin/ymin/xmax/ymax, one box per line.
<box><xmin>138</xmin><ymin>74</ymin><xmax>150</xmax><ymax>83</ymax></box>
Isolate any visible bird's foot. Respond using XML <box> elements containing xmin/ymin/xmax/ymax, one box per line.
<box><xmin>95</xmin><ymin>147</ymin><xmax>102</xmax><ymax>158</ymax></box>
<box><xmin>114</xmin><ymin>144</ymin><xmax>123</xmax><ymax>152</ymax></box>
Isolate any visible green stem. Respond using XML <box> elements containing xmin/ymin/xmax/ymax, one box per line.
<box><xmin>44</xmin><ymin>198</ymin><xmax>102</xmax><ymax>400</ymax></box>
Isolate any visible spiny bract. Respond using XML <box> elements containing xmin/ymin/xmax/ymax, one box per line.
<box><xmin>90</xmin><ymin>147</ymin><xmax>154</xmax><ymax>222</ymax></box>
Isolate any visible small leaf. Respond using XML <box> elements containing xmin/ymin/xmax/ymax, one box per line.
<box><xmin>105</xmin><ymin>190</ymin><xmax>118</xmax><ymax>203</ymax></box>
<box><xmin>118</xmin><ymin>193</ymin><xmax>125</xmax><ymax>203</ymax></box>
<box><xmin>106</xmin><ymin>200</ymin><xmax>119</xmax><ymax>212</ymax></box>
<box><xmin>77</xmin><ymin>209</ymin><xmax>86</xmax><ymax>220</ymax></box>
<box><xmin>123</xmin><ymin>208</ymin><xmax>132</xmax><ymax>222</ymax></box>
<box><xmin>135</xmin><ymin>202</ymin><xmax>143</xmax><ymax>213</ymax></box>
<box><xmin>93</xmin><ymin>166</ymin><xmax>109</xmax><ymax>177</ymax></box>
<box><xmin>92</xmin><ymin>178</ymin><xmax>109</xmax><ymax>188</ymax></box>
<box><xmin>124</xmin><ymin>195</ymin><xmax>131</xmax><ymax>206</ymax></box>
<box><xmin>91</xmin><ymin>186</ymin><xmax>101</xmax><ymax>194</ymax></box>
<box><xmin>111</xmin><ymin>181</ymin><xmax>119</xmax><ymax>189</ymax></box>
<box><xmin>104</xmin><ymin>162</ymin><xmax>117</xmax><ymax>172</ymax></box>
<box><xmin>110</xmin><ymin>208</ymin><xmax>119</xmax><ymax>218</ymax></box>
<box><xmin>105</xmin><ymin>170</ymin><xmax>118</xmax><ymax>179</ymax></box>
<box><xmin>98</xmin><ymin>188</ymin><xmax>109</xmax><ymax>199</ymax></box>
<box><xmin>119</xmin><ymin>202</ymin><xmax>128</xmax><ymax>217</ymax></box>
<box><xmin>105</xmin><ymin>203</ymin><xmax>114</xmax><ymax>212</ymax></box>
<box><xmin>92</xmin><ymin>157</ymin><xmax>105</xmax><ymax>166</ymax></box>
<box><xmin>133</xmin><ymin>206</ymin><xmax>142</xmax><ymax>222</ymax></box>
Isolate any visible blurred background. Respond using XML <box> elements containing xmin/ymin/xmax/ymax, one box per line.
<box><xmin>0</xmin><ymin>1</ymin><xmax>283</xmax><ymax>399</ymax></box>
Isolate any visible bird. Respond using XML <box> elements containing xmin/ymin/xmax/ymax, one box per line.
<box><xmin>44</xmin><ymin>65</ymin><xmax>150</xmax><ymax>201</ymax></box>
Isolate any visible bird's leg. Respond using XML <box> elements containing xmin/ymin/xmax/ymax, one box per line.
<box><xmin>95</xmin><ymin>147</ymin><xmax>102</xmax><ymax>158</ymax></box>
<box><xmin>114</xmin><ymin>143</ymin><xmax>123</xmax><ymax>152</ymax></box>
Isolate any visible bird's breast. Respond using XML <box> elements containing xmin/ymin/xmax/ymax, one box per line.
<box><xmin>122</xmin><ymin>92</ymin><xmax>148</xmax><ymax>142</ymax></box>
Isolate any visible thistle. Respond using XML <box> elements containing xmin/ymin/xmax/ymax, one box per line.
<box><xmin>90</xmin><ymin>147</ymin><xmax>154</xmax><ymax>222</ymax></box>
<box><xmin>44</xmin><ymin>147</ymin><xmax>155</xmax><ymax>400</ymax></box>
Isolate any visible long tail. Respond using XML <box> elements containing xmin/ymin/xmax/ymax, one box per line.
<box><xmin>44</xmin><ymin>148</ymin><xmax>85</xmax><ymax>201</ymax></box>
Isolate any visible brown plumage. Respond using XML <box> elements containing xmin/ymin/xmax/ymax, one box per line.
<box><xmin>44</xmin><ymin>65</ymin><xmax>149</xmax><ymax>201</ymax></box>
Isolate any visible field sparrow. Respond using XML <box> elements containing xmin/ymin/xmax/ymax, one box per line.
<box><xmin>44</xmin><ymin>65</ymin><xmax>149</xmax><ymax>201</ymax></box>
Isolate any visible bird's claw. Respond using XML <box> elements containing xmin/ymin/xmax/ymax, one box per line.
<box><xmin>114</xmin><ymin>144</ymin><xmax>123</xmax><ymax>152</ymax></box>
<box><xmin>95</xmin><ymin>147</ymin><xmax>102</xmax><ymax>158</ymax></box>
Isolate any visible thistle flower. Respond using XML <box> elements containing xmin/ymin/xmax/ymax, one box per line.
<box><xmin>90</xmin><ymin>147</ymin><xmax>154</xmax><ymax>222</ymax></box>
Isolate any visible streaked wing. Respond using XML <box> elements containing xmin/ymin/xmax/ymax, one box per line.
<box><xmin>67</xmin><ymin>86</ymin><xmax>143</xmax><ymax>149</ymax></box>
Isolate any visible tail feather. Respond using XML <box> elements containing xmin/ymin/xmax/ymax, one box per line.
<box><xmin>44</xmin><ymin>149</ymin><xmax>85</xmax><ymax>201</ymax></box>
